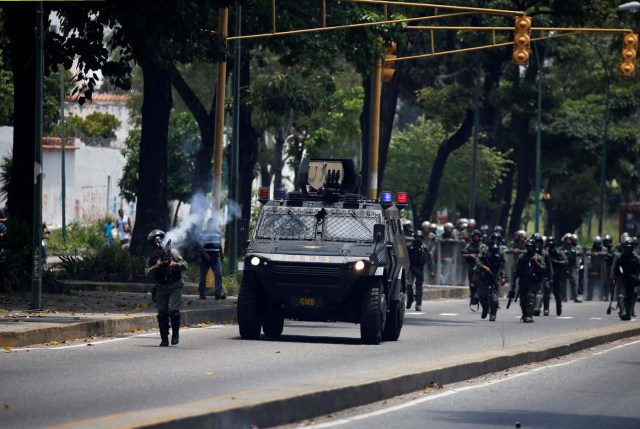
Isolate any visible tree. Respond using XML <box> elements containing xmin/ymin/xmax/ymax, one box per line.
<box><xmin>119</xmin><ymin>112</ymin><xmax>200</xmax><ymax>225</ymax></box>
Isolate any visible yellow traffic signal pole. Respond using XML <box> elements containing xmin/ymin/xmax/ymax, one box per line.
<box><xmin>213</xmin><ymin>7</ymin><xmax>229</xmax><ymax>224</ymax></box>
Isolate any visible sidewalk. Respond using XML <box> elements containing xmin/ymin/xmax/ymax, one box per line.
<box><xmin>0</xmin><ymin>282</ymin><xmax>468</xmax><ymax>348</ymax></box>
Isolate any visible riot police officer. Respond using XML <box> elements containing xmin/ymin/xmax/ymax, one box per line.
<box><xmin>462</xmin><ymin>230</ymin><xmax>484</xmax><ymax>306</ymax></box>
<box><xmin>407</xmin><ymin>230</ymin><xmax>428</xmax><ymax>311</ymax></box>
<box><xmin>474</xmin><ymin>235</ymin><xmax>506</xmax><ymax>321</ymax></box>
<box><xmin>610</xmin><ymin>237</ymin><xmax>640</xmax><ymax>320</ymax></box>
<box><xmin>146</xmin><ymin>230</ymin><xmax>188</xmax><ymax>347</ymax></box>
<box><xmin>532</xmin><ymin>233</ymin><xmax>553</xmax><ymax>316</ymax></box>
<box><xmin>547</xmin><ymin>237</ymin><xmax>568</xmax><ymax>316</ymax></box>
<box><xmin>439</xmin><ymin>222</ymin><xmax>456</xmax><ymax>285</ymax></box>
<box><xmin>510</xmin><ymin>238</ymin><xmax>546</xmax><ymax>323</ymax></box>
<box><xmin>561</xmin><ymin>233</ymin><xmax>582</xmax><ymax>303</ymax></box>
<box><xmin>586</xmin><ymin>236</ymin><xmax>609</xmax><ymax>301</ymax></box>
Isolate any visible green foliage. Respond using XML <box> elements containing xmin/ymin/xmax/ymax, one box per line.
<box><xmin>384</xmin><ymin>118</ymin><xmax>511</xmax><ymax>218</ymax></box>
<box><xmin>0</xmin><ymin>150</ymin><xmax>10</xmax><ymax>202</ymax></box>
<box><xmin>0</xmin><ymin>219</ymin><xmax>29</xmax><ymax>292</ymax></box>
<box><xmin>52</xmin><ymin>112</ymin><xmax>121</xmax><ymax>146</ymax></box>
<box><xmin>56</xmin><ymin>246</ymin><xmax>147</xmax><ymax>281</ymax></box>
<box><xmin>46</xmin><ymin>221</ymin><xmax>105</xmax><ymax>253</ymax></box>
<box><xmin>119</xmin><ymin>112</ymin><xmax>200</xmax><ymax>203</ymax></box>
<box><xmin>0</xmin><ymin>50</ymin><xmax>13</xmax><ymax>126</ymax></box>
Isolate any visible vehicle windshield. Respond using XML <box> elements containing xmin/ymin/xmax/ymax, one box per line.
<box><xmin>255</xmin><ymin>207</ymin><xmax>380</xmax><ymax>242</ymax></box>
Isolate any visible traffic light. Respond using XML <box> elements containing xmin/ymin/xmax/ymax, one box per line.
<box><xmin>513</xmin><ymin>15</ymin><xmax>532</xmax><ymax>65</ymax></box>
<box><xmin>620</xmin><ymin>32</ymin><xmax>638</xmax><ymax>77</ymax></box>
<box><xmin>382</xmin><ymin>42</ymin><xmax>397</xmax><ymax>83</ymax></box>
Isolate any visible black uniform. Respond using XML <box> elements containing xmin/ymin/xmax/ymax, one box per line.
<box><xmin>610</xmin><ymin>240</ymin><xmax>640</xmax><ymax>320</ymax></box>
<box><xmin>548</xmin><ymin>244</ymin><xmax>568</xmax><ymax>316</ymax></box>
<box><xmin>407</xmin><ymin>235</ymin><xmax>427</xmax><ymax>311</ymax></box>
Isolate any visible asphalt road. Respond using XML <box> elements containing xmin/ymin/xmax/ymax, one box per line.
<box><xmin>0</xmin><ymin>298</ymin><xmax>636</xmax><ymax>428</ymax></box>
<box><xmin>292</xmin><ymin>337</ymin><xmax>640</xmax><ymax>429</ymax></box>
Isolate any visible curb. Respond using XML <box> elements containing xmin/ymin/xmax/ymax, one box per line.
<box><xmin>61</xmin><ymin>280</ymin><xmax>203</xmax><ymax>296</ymax></box>
<box><xmin>0</xmin><ymin>306</ymin><xmax>237</xmax><ymax>348</ymax></box>
<box><xmin>50</xmin><ymin>322</ymin><xmax>640</xmax><ymax>429</ymax></box>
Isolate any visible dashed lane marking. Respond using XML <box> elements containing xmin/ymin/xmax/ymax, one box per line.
<box><xmin>438</xmin><ymin>313</ymin><xmax>459</xmax><ymax>316</ymax></box>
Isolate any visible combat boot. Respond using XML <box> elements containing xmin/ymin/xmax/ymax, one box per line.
<box><xmin>480</xmin><ymin>303</ymin><xmax>488</xmax><ymax>319</ymax></box>
<box><xmin>169</xmin><ymin>312</ymin><xmax>180</xmax><ymax>345</ymax></box>
<box><xmin>489</xmin><ymin>314</ymin><xmax>496</xmax><ymax>322</ymax></box>
<box><xmin>522</xmin><ymin>316</ymin><xmax>534</xmax><ymax>323</ymax></box>
<box><xmin>556</xmin><ymin>301</ymin><xmax>562</xmax><ymax>316</ymax></box>
<box><xmin>543</xmin><ymin>309</ymin><xmax>549</xmax><ymax>316</ymax></box>
<box><xmin>157</xmin><ymin>314</ymin><xmax>170</xmax><ymax>347</ymax></box>
<box><xmin>618</xmin><ymin>297</ymin><xmax>628</xmax><ymax>321</ymax></box>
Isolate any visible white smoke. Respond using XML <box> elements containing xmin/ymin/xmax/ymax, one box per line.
<box><xmin>164</xmin><ymin>192</ymin><xmax>244</xmax><ymax>248</ymax></box>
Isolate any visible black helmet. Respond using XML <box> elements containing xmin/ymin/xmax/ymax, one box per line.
<box><xmin>471</xmin><ymin>229</ymin><xmax>482</xmax><ymax>238</ymax></box>
<box><xmin>592</xmin><ymin>236</ymin><xmax>603</xmax><ymax>248</ymax></box>
<box><xmin>525</xmin><ymin>237</ymin><xmax>536</xmax><ymax>249</ymax></box>
<box><xmin>147</xmin><ymin>229</ymin><xmax>165</xmax><ymax>248</ymax></box>
<box><xmin>622</xmin><ymin>236</ymin><xmax>635</xmax><ymax>250</ymax></box>
<box><xmin>603</xmin><ymin>234</ymin><xmax>613</xmax><ymax>247</ymax></box>
<box><xmin>547</xmin><ymin>236</ymin><xmax>556</xmax><ymax>248</ymax></box>
<box><xmin>490</xmin><ymin>232</ymin><xmax>502</xmax><ymax>244</ymax></box>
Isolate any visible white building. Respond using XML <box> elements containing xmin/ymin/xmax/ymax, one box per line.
<box><xmin>0</xmin><ymin>94</ymin><xmax>135</xmax><ymax>228</ymax></box>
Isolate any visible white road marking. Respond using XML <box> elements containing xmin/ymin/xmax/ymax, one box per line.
<box><xmin>303</xmin><ymin>339</ymin><xmax>640</xmax><ymax>428</ymax></box>
<box><xmin>590</xmin><ymin>317</ymin><xmax>603</xmax><ymax>320</ymax></box>
<box><xmin>439</xmin><ymin>313</ymin><xmax>458</xmax><ymax>316</ymax></box>
<box><xmin>556</xmin><ymin>316</ymin><xmax>574</xmax><ymax>319</ymax></box>
<box><xmin>405</xmin><ymin>312</ymin><xmax>425</xmax><ymax>316</ymax></box>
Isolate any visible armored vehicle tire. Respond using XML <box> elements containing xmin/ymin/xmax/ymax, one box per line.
<box><xmin>360</xmin><ymin>281</ymin><xmax>387</xmax><ymax>345</ymax></box>
<box><xmin>238</xmin><ymin>273</ymin><xmax>262</xmax><ymax>339</ymax></box>
<box><xmin>262</xmin><ymin>303</ymin><xmax>284</xmax><ymax>337</ymax></box>
<box><xmin>382</xmin><ymin>291</ymin><xmax>405</xmax><ymax>341</ymax></box>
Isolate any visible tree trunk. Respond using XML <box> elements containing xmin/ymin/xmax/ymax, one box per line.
<box><xmin>129</xmin><ymin>65</ymin><xmax>172</xmax><ymax>255</ymax></box>
<box><xmin>5</xmin><ymin>3</ymin><xmax>37</xmax><ymax>231</ymax></box>
<box><xmin>419</xmin><ymin>111</ymin><xmax>475</xmax><ymax>223</ymax></box>
<box><xmin>273</xmin><ymin>132</ymin><xmax>285</xmax><ymax>189</ymax></box>
<box><xmin>359</xmin><ymin>76</ymin><xmax>371</xmax><ymax>197</ymax></box>
<box><xmin>170</xmin><ymin>67</ymin><xmax>214</xmax><ymax>201</ymax></box>
<box><xmin>507</xmin><ymin>114</ymin><xmax>533</xmax><ymax>236</ymax></box>
<box><xmin>237</xmin><ymin>49</ymin><xmax>259</xmax><ymax>223</ymax></box>
<box><xmin>377</xmin><ymin>73</ymin><xmax>400</xmax><ymax>191</ymax></box>
<box><xmin>498</xmin><ymin>164</ymin><xmax>515</xmax><ymax>229</ymax></box>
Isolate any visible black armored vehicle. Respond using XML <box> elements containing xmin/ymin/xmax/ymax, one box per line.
<box><xmin>237</xmin><ymin>158</ymin><xmax>410</xmax><ymax>344</ymax></box>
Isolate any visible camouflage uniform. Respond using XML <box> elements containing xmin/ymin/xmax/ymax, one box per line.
<box><xmin>474</xmin><ymin>241</ymin><xmax>506</xmax><ymax>321</ymax></box>
<box><xmin>511</xmin><ymin>239</ymin><xmax>546</xmax><ymax>323</ymax></box>
<box><xmin>548</xmin><ymin>240</ymin><xmax>568</xmax><ymax>316</ymax></box>
<box><xmin>610</xmin><ymin>238</ymin><xmax>640</xmax><ymax>320</ymax></box>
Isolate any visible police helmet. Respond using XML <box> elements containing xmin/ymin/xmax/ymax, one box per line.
<box><xmin>444</xmin><ymin>222</ymin><xmax>454</xmax><ymax>230</ymax></box>
<box><xmin>460</xmin><ymin>222</ymin><xmax>468</xmax><ymax>230</ymax></box>
<box><xmin>571</xmin><ymin>234</ymin><xmax>578</xmax><ymax>245</ymax></box>
<box><xmin>490</xmin><ymin>232</ymin><xmax>502</xmax><ymax>244</ymax></box>
<box><xmin>525</xmin><ymin>238</ymin><xmax>536</xmax><ymax>249</ymax></box>
<box><xmin>480</xmin><ymin>224</ymin><xmax>489</xmax><ymax>233</ymax></box>
<box><xmin>471</xmin><ymin>229</ymin><xmax>482</xmax><ymax>238</ymax></box>
<box><xmin>592</xmin><ymin>236</ymin><xmax>603</xmax><ymax>248</ymax></box>
<box><xmin>421</xmin><ymin>221</ymin><xmax>430</xmax><ymax>230</ymax></box>
<box><xmin>147</xmin><ymin>229</ymin><xmax>165</xmax><ymax>247</ymax></box>
<box><xmin>562</xmin><ymin>233</ymin><xmax>572</xmax><ymax>243</ymax></box>
<box><xmin>622</xmin><ymin>236</ymin><xmax>635</xmax><ymax>252</ymax></box>
<box><xmin>515</xmin><ymin>230</ymin><xmax>526</xmax><ymax>239</ymax></box>
<box><xmin>547</xmin><ymin>236</ymin><xmax>556</xmax><ymax>248</ymax></box>
<box><xmin>603</xmin><ymin>234</ymin><xmax>613</xmax><ymax>247</ymax></box>
<box><xmin>493</xmin><ymin>225</ymin><xmax>504</xmax><ymax>233</ymax></box>
<box><xmin>620</xmin><ymin>232</ymin><xmax>630</xmax><ymax>243</ymax></box>
<box><xmin>468</xmin><ymin>218</ymin><xmax>476</xmax><ymax>227</ymax></box>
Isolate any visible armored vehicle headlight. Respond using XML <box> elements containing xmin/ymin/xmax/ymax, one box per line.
<box><xmin>354</xmin><ymin>260</ymin><xmax>366</xmax><ymax>271</ymax></box>
<box><xmin>250</xmin><ymin>256</ymin><xmax>261</xmax><ymax>266</ymax></box>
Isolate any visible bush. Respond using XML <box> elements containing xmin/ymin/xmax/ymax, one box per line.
<box><xmin>57</xmin><ymin>245</ymin><xmax>147</xmax><ymax>282</ymax></box>
<box><xmin>47</xmin><ymin>221</ymin><xmax>106</xmax><ymax>253</ymax></box>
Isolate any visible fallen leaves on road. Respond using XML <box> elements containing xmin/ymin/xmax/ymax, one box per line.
<box><xmin>4</xmin><ymin>347</ymin><xmax>10</xmax><ymax>353</ymax></box>
<box><xmin>3</xmin><ymin>403</ymin><xmax>9</xmax><ymax>410</ymax></box>
<box><xmin>205</xmin><ymin>371</ymin><xmax>217</xmax><ymax>375</ymax></box>
<box><xmin>44</xmin><ymin>340</ymin><xmax>60</xmax><ymax>346</ymax></box>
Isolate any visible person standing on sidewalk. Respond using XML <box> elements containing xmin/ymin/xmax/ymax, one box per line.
<box><xmin>117</xmin><ymin>208</ymin><xmax>132</xmax><ymax>249</ymax></box>
<box><xmin>198</xmin><ymin>218</ymin><xmax>226</xmax><ymax>300</ymax></box>
<box><xmin>146</xmin><ymin>229</ymin><xmax>187</xmax><ymax>347</ymax></box>
<box><xmin>104</xmin><ymin>217</ymin><xmax>115</xmax><ymax>247</ymax></box>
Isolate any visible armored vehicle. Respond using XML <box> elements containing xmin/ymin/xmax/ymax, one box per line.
<box><xmin>237</xmin><ymin>158</ymin><xmax>410</xmax><ymax>344</ymax></box>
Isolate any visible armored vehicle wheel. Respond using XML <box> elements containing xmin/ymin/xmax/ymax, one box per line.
<box><xmin>382</xmin><ymin>291</ymin><xmax>405</xmax><ymax>341</ymax></box>
<box><xmin>360</xmin><ymin>281</ymin><xmax>387</xmax><ymax>345</ymax></box>
<box><xmin>238</xmin><ymin>273</ymin><xmax>262</xmax><ymax>339</ymax></box>
<box><xmin>262</xmin><ymin>303</ymin><xmax>284</xmax><ymax>337</ymax></box>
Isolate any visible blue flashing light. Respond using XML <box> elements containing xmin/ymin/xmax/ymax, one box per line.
<box><xmin>275</xmin><ymin>188</ymin><xmax>286</xmax><ymax>200</ymax></box>
<box><xmin>381</xmin><ymin>191</ymin><xmax>393</xmax><ymax>203</ymax></box>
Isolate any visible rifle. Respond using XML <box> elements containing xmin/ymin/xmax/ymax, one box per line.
<box><xmin>507</xmin><ymin>286</ymin><xmax>519</xmax><ymax>309</ymax></box>
<box><xmin>160</xmin><ymin>239</ymin><xmax>172</xmax><ymax>282</ymax></box>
